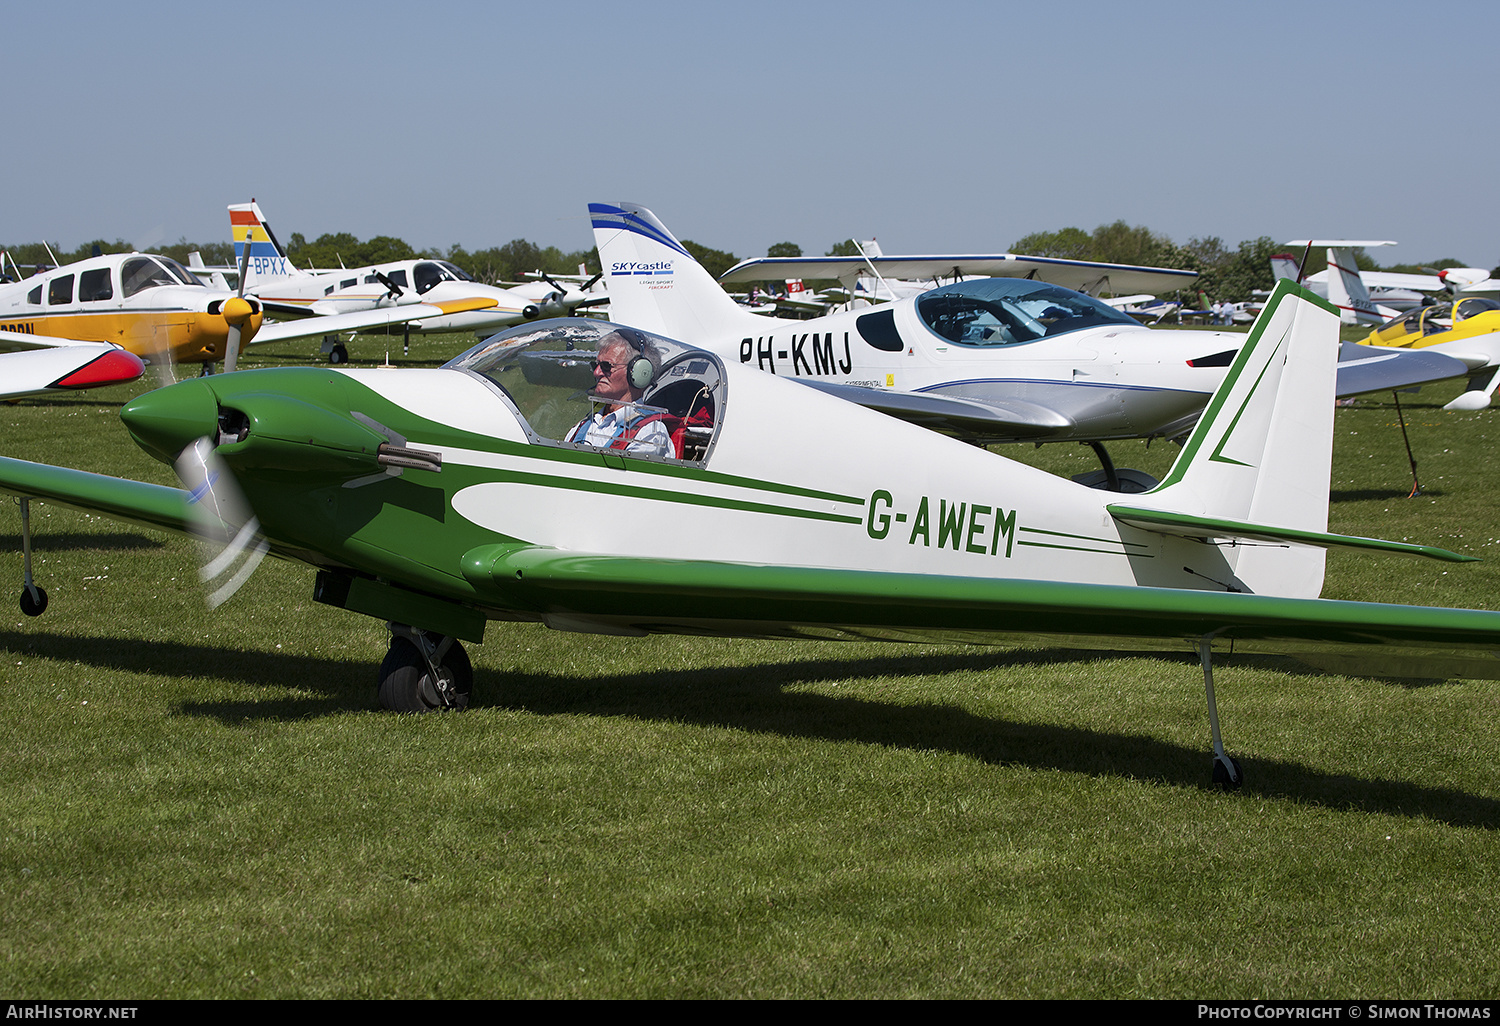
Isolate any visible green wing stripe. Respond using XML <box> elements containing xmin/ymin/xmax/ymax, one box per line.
<box><xmin>1106</xmin><ymin>504</ymin><xmax>1478</xmax><ymax>563</ymax></box>
<box><xmin>0</xmin><ymin>457</ymin><xmax>191</xmax><ymax>536</ymax></box>
<box><xmin>491</xmin><ymin>467</ymin><xmax>863</xmax><ymax>524</ymax></box>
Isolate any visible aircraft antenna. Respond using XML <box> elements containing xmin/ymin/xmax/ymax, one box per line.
<box><xmin>1294</xmin><ymin>242</ymin><xmax>1313</xmax><ymax>283</ymax></box>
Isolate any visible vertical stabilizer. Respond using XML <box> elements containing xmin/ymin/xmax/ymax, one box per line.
<box><xmin>228</xmin><ymin>200</ymin><xmax>309</xmax><ymax>290</ymax></box>
<box><xmin>589</xmin><ymin>202</ymin><xmax>769</xmax><ymax>339</ymax></box>
<box><xmin>1269</xmin><ymin>252</ymin><xmax>1302</xmax><ymax>283</ymax></box>
<box><xmin>1324</xmin><ymin>246</ymin><xmax>1382</xmax><ymax>325</ymax></box>
<box><xmin>1146</xmin><ymin>280</ymin><xmax>1342</xmax><ymax>595</ymax></box>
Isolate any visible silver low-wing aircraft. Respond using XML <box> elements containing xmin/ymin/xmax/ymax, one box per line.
<box><xmin>591</xmin><ymin>204</ymin><xmax>1469</xmax><ymax>481</ymax></box>
<box><xmin>1</xmin><ymin>281</ymin><xmax>1498</xmax><ymax>789</ymax></box>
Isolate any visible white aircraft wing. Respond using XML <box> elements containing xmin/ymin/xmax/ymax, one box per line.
<box><xmin>720</xmin><ymin>255</ymin><xmax>1198</xmax><ymax>295</ymax></box>
<box><xmin>0</xmin><ymin>331</ymin><xmax>146</xmax><ymax>401</ymax></box>
<box><xmin>250</xmin><ymin>297</ymin><xmax>501</xmax><ymax>346</ymax></box>
<box><xmin>794</xmin><ymin>343</ymin><xmax>1468</xmax><ymax>443</ymax></box>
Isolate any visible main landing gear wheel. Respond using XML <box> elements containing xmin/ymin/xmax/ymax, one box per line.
<box><xmin>328</xmin><ymin>343</ymin><xmax>349</xmax><ymax>365</ymax></box>
<box><xmin>378</xmin><ymin>629</ymin><xmax>473</xmax><ymax>712</ymax></box>
<box><xmin>1212</xmin><ymin>755</ymin><xmax>1243</xmax><ymax>791</ymax></box>
<box><xmin>19</xmin><ymin>585</ymin><xmax>46</xmax><ymax>617</ymax></box>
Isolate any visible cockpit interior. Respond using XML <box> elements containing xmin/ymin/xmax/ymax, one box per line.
<box><xmin>916</xmin><ymin>279</ymin><xmax>1138</xmax><ymax>346</ymax></box>
<box><xmin>448</xmin><ymin>319</ymin><xmax>724</xmax><ymax>463</ymax></box>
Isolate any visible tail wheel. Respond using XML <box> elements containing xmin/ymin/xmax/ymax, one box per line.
<box><xmin>378</xmin><ymin>635</ymin><xmax>473</xmax><ymax>712</ymax></box>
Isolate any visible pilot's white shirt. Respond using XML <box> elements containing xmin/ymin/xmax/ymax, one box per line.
<box><xmin>571</xmin><ymin>406</ymin><xmax>675</xmax><ymax>458</ymax></box>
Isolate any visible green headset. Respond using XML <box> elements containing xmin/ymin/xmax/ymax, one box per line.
<box><xmin>615</xmin><ymin>328</ymin><xmax>656</xmax><ymax>391</ymax></box>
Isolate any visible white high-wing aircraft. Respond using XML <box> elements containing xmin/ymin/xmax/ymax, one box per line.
<box><xmin>720</xmin><ymin>238</ymin><xmax>1201</xmax><ymax>301</ymax></box>
<box><xmin>589</xmin><ymin>203</ymin><xmax>1468</xmax><ymax>483</ymax></box>
<box><xmin>228</xmin><ymin>201</ymin><xmax>554</xmax><ymax>363</ymax></box>
<box><xmin>0</xmin><ymin>330</ymin><xmax>144</xmax><ymax>401</ymax></box>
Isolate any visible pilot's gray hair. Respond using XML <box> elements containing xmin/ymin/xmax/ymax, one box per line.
<box><xmin>597</xmin><ymin>329</ymin><xmax>660</xmax><ymax>389</ymax></box>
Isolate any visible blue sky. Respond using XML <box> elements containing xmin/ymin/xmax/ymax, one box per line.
<box><xmin>4</xmin><ymin>0</ymin><xmax>1496</xmax><ymax>269</ymax></box>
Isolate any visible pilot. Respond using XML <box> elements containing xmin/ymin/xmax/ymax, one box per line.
<box><xmin>567</xmin><ymin>329</ymin><xmax>676</xmax><ymax>458</ymax></box>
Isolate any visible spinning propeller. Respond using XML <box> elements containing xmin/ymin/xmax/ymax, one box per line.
<box><xmin>173</xmin><ymin>436</ymin><xmax>269</xmax><ymax>609</ymax></box>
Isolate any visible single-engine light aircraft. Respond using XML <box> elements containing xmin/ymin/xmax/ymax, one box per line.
<box><xmin>589</xmin><ymin>204</ymin><xmax>1468</xmax><ymax>485</ymax></box>
<box><xmin>1363</xmin><ymin>297</ymin><xmax>1500</xmax><ymax>410</ymax></box>
<box><xmin>228</xmin><ymin>200</ymin><xmax>558</xmax><ymax>363</ymax></box>
<box><xmin>3</xmin><ymin>281</ymin><xmax>1500</xmax><ymax>789</ymax></box>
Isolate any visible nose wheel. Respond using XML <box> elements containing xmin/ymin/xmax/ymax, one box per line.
<box><xmin>378</xmin><ymin>624</ymin><xmax>473</xmax><ymax>712</ymax></box>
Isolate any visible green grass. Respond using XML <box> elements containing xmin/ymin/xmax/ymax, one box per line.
<box><xmin>2</xmin><ymin>332</ymin><xmax>1499</xmax><ymax>998</ymax></box>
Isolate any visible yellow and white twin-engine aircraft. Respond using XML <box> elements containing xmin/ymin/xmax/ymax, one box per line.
<box><xmin>0</xmin><ymin>248</ymin><xmax>498</xmax><ymax>374</ymax></box>
<box><xmin>228</xmin><ymin>200</ymin><xmax>553</xmax><ymax>363</ymax></box>
<box><xmin>590</xmin><ymin>204</ymin><xmax>1469</xmax><ymax>470</ymax></box>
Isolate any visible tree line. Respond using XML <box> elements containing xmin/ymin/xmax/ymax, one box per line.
<box><xmin>4</xmin><ymin>223</ymin><xmax>1488</xmax><ymax>304</ymax></box>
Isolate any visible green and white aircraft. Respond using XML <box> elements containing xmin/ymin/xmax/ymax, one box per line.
<box><xmin>1</xmin><ymin>280</ymin><xmax>1497</xmax><ymax>787</ymax></box>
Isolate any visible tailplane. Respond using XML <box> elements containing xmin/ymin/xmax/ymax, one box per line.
<box><xmin>1133</xmin><ymin>280</ymin><xmax>1343</xmax><ymax>596</ymax></box>
<box><xmin>589</xmin><ymin>202</ymin><xmax>770</xmax><ymax>339</ymax></box>
<box><xmin>1324</xmin><ymin>246</ymin><xmax>1386</xmax><ymax>325</ymax></box>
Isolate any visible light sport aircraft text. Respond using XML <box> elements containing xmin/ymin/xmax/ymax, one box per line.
<box><xmin>2</xmin><ymin>281</ymin><xmax>1499</xmax><ymax>788</ymax></box>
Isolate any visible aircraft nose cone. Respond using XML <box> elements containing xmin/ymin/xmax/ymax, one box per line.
<box><xmin>222</xmin><ymin>296</ymin><xmax>254</xmax><ymax>326</ymax></box>
<box><xmin>120</xmin><ymin>379</ymin><xmax>220</xmax><ymax>464</ymax></box>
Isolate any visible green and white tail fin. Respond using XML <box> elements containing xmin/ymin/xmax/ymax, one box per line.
<box><xmin>1137</xmin><ymin>280</ymin><xmax>1344</xmax><ymax>596</ymax></box>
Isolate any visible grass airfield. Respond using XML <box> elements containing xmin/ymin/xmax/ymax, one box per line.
<box><xmin>2</xmin><ymin>330</ymin><xmax>1498</xmax><ymax>999</ymax></box>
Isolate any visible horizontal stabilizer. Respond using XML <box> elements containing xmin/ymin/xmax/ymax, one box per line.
<box><xmin>1106</xmin><ymin>504</ymin><xmax>1477</xmax><ymax>563</ymax></box>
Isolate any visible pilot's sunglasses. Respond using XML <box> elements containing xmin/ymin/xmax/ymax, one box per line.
<box><xmin>592</xmin><ymin>360</ymin><xmax>619</xmax><ymax>375</ymax></box>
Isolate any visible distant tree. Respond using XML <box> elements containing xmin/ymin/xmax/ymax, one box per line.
<box><xmin>825</xmin><ymin>239</ymin><xmax>862</xmax><ymax>257</ymax></box>
<box><xmin>682</xmin><ymin>240</ymin><xmax>737</xmax><ymax>280</ymax></box>
<box><xmin>158</xmin><ymin>237</ymin><xmax>235</xmax><ymax>267</ymax></box>
<box><xmin>1209</xmin><ymin>236</ymin><xmax>1281</xmax><ymax>303</ymax></box>
<box><xmin>1184</xmin><ymin>235</ymin><xmax>1232</xmax><ymax>268</ymax></box>
<box><xmin>767</xmin><ymin>241</ymin><xmax>802</xmax><ymax>258</ymax></box>
<box><xmin>1009</xmin><ymin>227</ymin><xmax>1093</xmax><ymax>260</ymax></box>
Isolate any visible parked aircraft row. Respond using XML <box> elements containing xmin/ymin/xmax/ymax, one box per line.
<box><xmin>7</xmin><ymin>278</ymin><xmax>1500</xmax><ymax>790</ymax></box>
<box><xmin>7</xmin><ymin>197</ymin><xmax>1500</xmax><ymax>791</ymax></box>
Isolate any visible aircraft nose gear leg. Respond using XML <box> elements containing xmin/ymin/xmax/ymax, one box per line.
<box><xmin>1199</xmin><ymin>636</ymin><xmax>1241</xmax><ymax>789</ymax></box>
<box><xmin>378</xmin><ymin>623</ymin><xmax>473</xmax><ymax>712</ymax></box>
<box><xmin>17</xmin><ymin>497</ymin><xmax>47</xmax><ymax>617</ymax></box>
